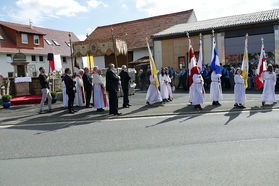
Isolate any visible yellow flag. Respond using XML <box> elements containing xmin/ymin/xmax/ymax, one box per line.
<box><xmin>87</xmin><ymin>55</ymin><xmax>95</xmax><ymax>70</ymax></box>
<box><xmin>146</xmin><ymin>39</ymin><xmax>159</xmax><ymax>87</ymax></box>
<box><xmin>241</xmin><ymin>36</ymin><xmax>249</xmax><ymax>89</ymax></box>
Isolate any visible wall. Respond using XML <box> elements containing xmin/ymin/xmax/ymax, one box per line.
<box><xmin>133</xmin><ymin>49</ymin><xmax>149</xmax><ymax>61</ymax></box>
<box><xmin>0</xmin><ymin>53</ymin><xmax>14</xmax><ymax>77</ymax></box>
<box><xmin>154</xmin><ymin>41</ymin><xmax>162</xmax><ymax>69</ymax></box>
<box><xmin>275</xmin><ymin>25</ymin><xmax>279</xmax><ymax>65</ymax></box>
<box><xmin>93</xmin><ymin>56</ymin><xmax>105</xmax><ymax>69</ymax></box>
<box><xmin>16</xmin><ymin>32</ymin><xmax>44</xmax><ymax>48</ymax></box>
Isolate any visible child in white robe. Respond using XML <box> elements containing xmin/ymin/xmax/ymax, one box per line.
<box><xmin>159</xmin><ymin>68</ymin><xmax>169</xmax><ymax>102</ymax></box>
<box><xmin>192</xmin><ymin>67</ymin><xmax>204</xmax><ymax>110</ymax></box>
<box><xmin>262</xmin><ymin>64</ymin><xmax>277</xmax><ymax>106</ymax></box>
<box><xmin>146</xmin><ymin>75</ymin><xmax>162</xmax><ymax>104</ymax></box>
<box><xmin>234</xmin><ymin>68</ymin><xmax>246</xmax><ymax>108</ymax></box>
<box><xmin>210</xmin><ymin>70</ymin><xmax>222</xmax><ymax>106</ymax></box>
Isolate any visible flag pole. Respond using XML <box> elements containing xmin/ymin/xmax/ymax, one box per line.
<box><xmin>125</xmin><ymin>33</ymin><xmax>129</xmax><ymax>70</ymax></box>
<box><xmin>69</xmin><ymin>32</ymin><xmax>74</xmax><ymax>76</ymax></box>
<box><xmin>111</xmin><ymin>27</ymin><xmax>119</xmax><ymax>69</ymax></box>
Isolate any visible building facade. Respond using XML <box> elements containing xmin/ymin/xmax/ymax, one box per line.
<box><xmin>0</xmin><ymin>20</ymin><xmax>79</xmax><ymax>77</ymax></box>
<box><xmin>152</xmin><ymin>9</ymin><xmax>279</xmax><ymax>70</ymax></box>
<box><xmin>86</xmin><ymin>9</ymin><xmax>197</xmax><ymax>69</ymax></box>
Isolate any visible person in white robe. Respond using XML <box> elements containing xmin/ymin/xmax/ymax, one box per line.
<box><xmin>93</xmin><ymin>69</ymin><xmax>108</xmax><ymax>111</ymax></box>
<box><xmin>234</xmin><ymin>68</ymin><xmax>246</xmax><ymax>108</ymax></box>
<box><xmin>166</xmin><ymin>73</ymin><xmax>173</xmax><ymax>101</ymax></box>
<box><xmin>210</xmin><ymin>70</ymin><xmax>222</xmax><ymax>106</ymax></box>
<box><xmin>61</xmin><ymin>77</ymin><xmax>68</xmax><ymax>108</ymax></box>
<box><xmin>74</xmin><ymin>69</ymin><xmax>86</xmax><ymax>107</ymax></box>
<box><xmin>146</xmin><ymin>74</ymin><xmax>162</xmax><ymax>104</ymax></box>
<box><xmin>159</xmin><ymin>68</ymin><xmax>169</xmax><ymax>102</ymax></box>
<box><xmin>192</xmin><ymin>67</ymin><xmax>204</xmax><ymax>110</ymax></box>
<box><xmin>262</xmin><ymin>64</ymin><xmax>277</xmax><ymax>106</ymax></box>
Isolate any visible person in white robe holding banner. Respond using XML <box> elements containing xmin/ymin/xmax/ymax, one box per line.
<box><xmin>93</xmin><ymin>69</ymin><xmax>108</xmax><ymax>111</ymax></box>
<box><xmin>74</xmin><ymin>69</ymin><xmax>86</xmax><ymax>107</ymax></box>
<box><xmin>210</xmin><ymin>70</ymin><xmax>222</xmax><ymax>106</ymax></box>
<box><xmin>234</xmin><ymin>68</ymin><xmax>246</xmax><ymax>108</ymax></box>
<box><xmin>146</xmin><ymin>74</ymin><xmax>162</xmax><ymax>104</ymax></box>
<box><xmin>192</xmin><ymin>67</ymin><xmax>204</xmax><ymax>110</ymax></box>
<box><xmin>61</xmin><ymin>75</ymin><xmax>68</xmax><ymax>108</ymax></box>
<box><xmin>159</xmin><ymin>68</ymin><xmax>169</xmax><ymax>102</ymax></box>
<box><xmin>262</xmin><ymin>64</ymin><xmax>277</xmax><ymax>106</ymax></box>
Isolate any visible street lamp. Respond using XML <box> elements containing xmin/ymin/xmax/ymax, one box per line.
<box><xmin>68</xmin><ymin>32</ymin><xmax>74</xmax><ymax>75</ymax></box>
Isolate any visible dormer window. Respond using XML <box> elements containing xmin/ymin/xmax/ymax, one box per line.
<box><xmin>21</xmin><ymin>33</ymin><xmax>28</xmax><ymax>44</ymax></box>
<box><xmin>0</xmin><ymin>34</ymin><xmax>4</xmax><ymax>40</ymax></box>
<box><xmin>45</xmin><ymin>39</ymin><xmax>52</xmax><ymax>45</ymax></box>
<box><xmin>34</xmin><ymin>35</ymin><xmax>40</xmax><ymax>45</ymax></box>
<box><xmin>53</xmin><ymin>40</ymin><xmax>60</xmax><ymax>46</ymax></box>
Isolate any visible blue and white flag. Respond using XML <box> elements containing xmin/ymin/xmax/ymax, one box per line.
<box><xmin>210</xmin><ymin>36</ymin><xmax>221</xmax><ymax>74</ymax></box>
<box><xmin>197</xmin><ymin>35</ymin><xmax>203</xmax><ymax>74</ymax></box>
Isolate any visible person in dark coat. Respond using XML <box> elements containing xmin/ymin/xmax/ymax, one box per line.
<box><xmin>106</xmin><ymin>64</ymin><xmax>121</xmax><ymax>115</ymax></box>
<box><xmin>64</xmin><ymin>68</ymin><xmax>76</xmax><ymax>113</ymax></box>
<box><xmin>119</xmin><ymin>65</ymin><xmax>131</xmax><ymax>108</ymax></box>
<box><xmin>82</xmin><ymin>67</ymin><xmax>93</xmax><ymax>108</ymax></box>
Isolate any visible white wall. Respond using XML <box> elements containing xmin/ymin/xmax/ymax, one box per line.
<box><xmin>0</xmin><ymin>53</ymin><xmax>14</xmax><ymax>77</ymax></box>
<box><xmin>133</xmin><ymin>49</ymin><xmax>149</xmax><ymax>61</ymax></box>
<box><xmin>93</xmin><ymin>56</ymin><xmax>105</xmax><ymax>69</ymax></box>
<box><xmin>0</xmin><ymin>53</ymin><xmax>73</xmax><ymax>77</ymax></box>
<box><xmin>154</xmin><ymin>41</ymin><xmax>163</xmax><ymax>70</ymax></box>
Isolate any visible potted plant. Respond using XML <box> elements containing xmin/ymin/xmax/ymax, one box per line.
<box><xmin>51</xmin><ymin>91</ymin><xmax>57</xmax><ymax>104</ymax></box>
<box><xmin>2</xmin><ymin>94</ymin><xmax>11</xmax><ymax>108</ymax></box>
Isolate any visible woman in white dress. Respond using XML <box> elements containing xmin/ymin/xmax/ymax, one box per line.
<box><xmin>192</xmin><ymin>67</ymin><xmax>204</xmax><ymax>110</ymax></box>
<box><xmin>234</xmin><ymin>68</ymin><xmax>246</xmax><ymax>108</ymax></box>
<box><xmin>146</xmin><ymin>74</ymin><xmax>162</xmax><ymax>104</ymax></box>
<box><xmin>159</xmin><ymin>68</ymin><xmax>169</xmax><ymax>102</ymax></box>
<box><xmin>61</xmin><ymin>76</ymin><xmax>68</xmax><ymax>108</ymax></box>
<box><xmin>262</xmin><ymin>64</ymin><xmax>277</xmax><ymax>106</ymax></box>
<box><xmin>210</xmin><ymin>70</ymin><xmax>222</xmax><ymax>106</ymax></box>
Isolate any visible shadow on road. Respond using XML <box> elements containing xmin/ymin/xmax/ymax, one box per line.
<box><xmin>248</xmin><ymin>105</ymin><xmax>274</xmax><ymax>118</ymax></box>
<box><xmin>224</xmin><ymin>107</ymin><xmax>245</xmax><ymax>125</ymax></box>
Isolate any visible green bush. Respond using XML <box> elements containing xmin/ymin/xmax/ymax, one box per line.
<box><xmin>2</xmin><ymin>94</ymin><xmax>11</xmax><ymax>102</ymax></box>
<box><xmin>51</xmin><ymin>91</ymin><xmax>57</xmax><ymax>98</ymax></box>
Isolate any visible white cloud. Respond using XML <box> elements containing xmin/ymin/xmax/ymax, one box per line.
<box><xmin>121</xmin><ymin>3</ymin><xmax>128</xmax><ymax>8</ymax></box>
<box><xmin>11</xmin><ymin>0</ymin><xmax>88</xmax><ymax>24</ymax></box>
<box><xmin>136</xmin><ymin>0</ymin><xmax>279</xmax><ymax>20</ymax></box>
<box><xmin>87</xmin><ymin>0</ymin><xmax>108</xmax><ymax>8</ymax></box>
<box><xmin>77</xmin><ymin>34</ymin><xmax>87</xmax><ymax>41</ymax></box>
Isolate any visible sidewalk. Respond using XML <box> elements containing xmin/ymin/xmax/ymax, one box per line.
<box><xmin>0</xmin><ymin>91</ymin><xmax>278</xmax><ymax>125</ymax></box>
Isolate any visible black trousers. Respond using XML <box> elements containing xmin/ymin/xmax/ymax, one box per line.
<box><xmin>85</xmin><ymin>87</ymin><xmax>92</xmax><ymax>107</ymax></box>
<box><xmin>67</xmin><ymin>91</ymin><xmax>75</xmax><ymax>112</ymax></box>
<box><xmin>108</xmin><ymin>90</ymin><xmax>118</xmax><ymax>114</ymax></box>
<box><xmin>122</xmin><ymin>85</ymin><xmax>129</xmax><ymax>106</ymax></box>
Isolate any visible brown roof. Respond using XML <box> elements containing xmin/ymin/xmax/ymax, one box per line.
<box><xmin>0</xmin><ymin>20</ymin><xmax>79</xmax><ymax>56</ymax></box>
<box><xmin>86</xmin><ymin>9</ymin><xmax>195</xmax><ymax>50</ymax></box>
<box><xmin>0</xmin><ymin>20</ymin><xmax>44</xmax><ymax>35</ymax></box>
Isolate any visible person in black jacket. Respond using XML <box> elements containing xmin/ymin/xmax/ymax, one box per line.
<box><xmin>106</xmin><ymin>64</ymin><xmax>121</xmax><ymax>115</ymax></box>
<box><xmin>119</xmin><ymin>65</ymin><xmax>131</xmax><ymax>108</ymax></box>
<box><xmin>82</xmin><ymin>67</ymin><xmax>93</xmax><ymax>108</ymax></box>
<box><xmin>64</xmin><ymin>68</ymin><xmax>76</xmax><ymax>113</ymax></box>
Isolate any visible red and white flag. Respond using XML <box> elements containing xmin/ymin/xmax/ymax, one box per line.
<box><xmin>256</xmin><ymin>39</ymin><xmax>267</xmax><ymax>90</ymax></box>
<box><xmin>188</xmin><ymin>38</ymin><xmax>198</xmax><ymax>87</ymax></box>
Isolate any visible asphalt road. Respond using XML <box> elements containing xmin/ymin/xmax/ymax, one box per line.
<box><xmin>1</xmin><ymin>107</ymin><xmax>279</xmax><ymax>185</ymax></box>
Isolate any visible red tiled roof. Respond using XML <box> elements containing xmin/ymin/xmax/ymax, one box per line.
<box><xmin>0</xmin><ymin>20</ymin><xmax>44</xmax><ymax>35</ymax></box>
<box><xmin>0</xmin><ymin>21</ymin><xmax>79</xmax><ymax>56</ymax></box>
<box><xmin>86</xmin><ymin>9</ymin><xmax>195</xmax><ymax>50</ymax></box>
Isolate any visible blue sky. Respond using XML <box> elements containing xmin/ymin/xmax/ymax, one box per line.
<box><xmin>1</xmin><ymin>0</ymin><xmax>279</xmax><ymax>40</ymax></box>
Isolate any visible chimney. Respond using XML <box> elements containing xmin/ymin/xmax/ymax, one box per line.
<box><xmin>29</xmin><ymin>19</ymin><xmax>33</xmax><ymax>29</ymax></box>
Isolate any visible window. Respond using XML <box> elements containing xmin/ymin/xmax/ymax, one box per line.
<box><xmin>21</xmin><ymin>33</ymin><xmax>28</xmax><ymax>44</ymax></box>
<box><xmin>65</xmin><ymin>41</ymin><xmax>70</xmax><ymax>47</ymax></box>
<box><xmin>31</xmin><ymin>55</ymin><xmax>36</xmax><ymax>61</ymax></box>
<box><xmin>6</xmin><ymin>54</ymin><xmax>12</xmax><ymax>62</ymax></box>
<box><xmin>62</xmin><ymin>57</ymin><xmax>67</xmax><ymax>63</ymax></box>
<box><xmin>45</xmin><ymin>39</ymin><xmax>52</xmax><ymax>45</ymax></box>
<box><xmin>34</xmin><ymin>35</ymin><xmax>40</xmax><ymax>45</ymax></box>
<box><xmin>53</xmin><ymin>40</ymin><xmax>60</xmax><ymax>46</ymax></box>
<box><xmin>39</xmin><ymin>56</ymin><xmax>44</xmax><ymax>62</ymax></box>
<box><xmin>0</xmin><ymin>34</ymin><xmax>4</xmax><ymax>40</ymax></box>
